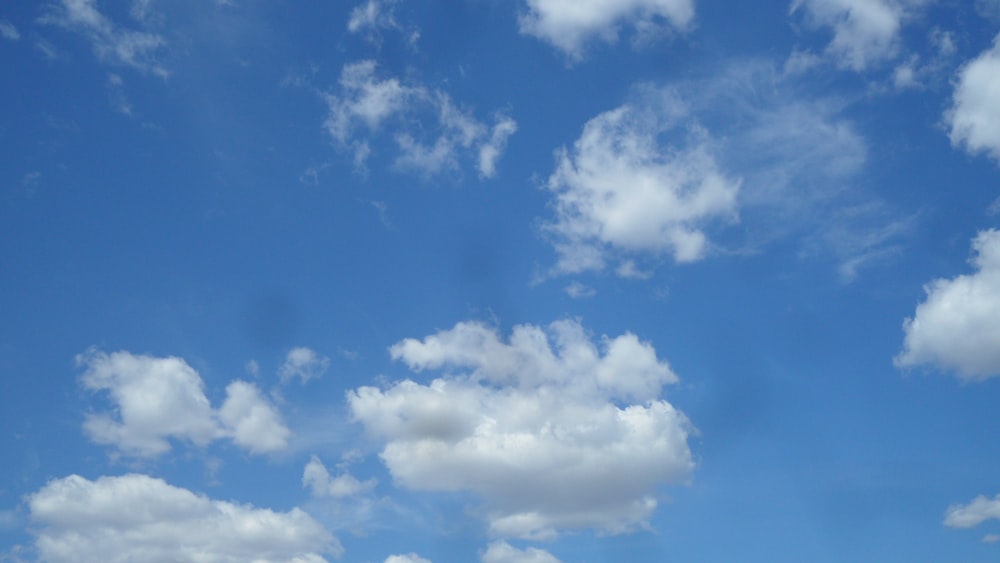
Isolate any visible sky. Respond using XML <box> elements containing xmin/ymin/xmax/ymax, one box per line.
<box><xmin>1</xmin><ymin>0</ymin><xmax>1000</xmax><ymax>561</ymax></box>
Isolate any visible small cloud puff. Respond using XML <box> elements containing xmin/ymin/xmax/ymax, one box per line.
<box><xmin>78</xmin><ymin>349</ymin><xmax>290</xmax><ymax>457</ymax></box>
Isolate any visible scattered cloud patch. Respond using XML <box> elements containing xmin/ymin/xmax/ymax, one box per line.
<box><xmin>564</xmin><ymin>281</ymin><xmax>596</xmax><ymax>298</ymax></box>
<box><xmin>348</xmin><ymin>0</ymin><xmax>420</xmax><ymax>46</ymax></box>
<box><xmin>324</xmin><ymin>60</ymin><xmax>516</xmax><ymax>179</ymax></box>
<box><xmin>303</xmin><ymin>456</ymin><xmax>377</xmax><ymax>498</ymax></box>
<box><xmin>279</xmin><ymin>347</ymin><xmax>331</xmax><ymax>385</ymax></box>
<box><xmin>78</xmin><ymin>349</ymin><xmax>290</xmax><ymax>457</ymax></box>
<box><xmin>349</xmin><ymin>319</ymin><xmax>693</xmax><ymax>539</ymax></box>
<box><xmin>947</xmin><ymin>33</ymin><xmax>1000</xmax><ymax>162</ymax></box>
<box><xmin>542</xmin><ymin>97</ymin><xmax>740</xmax><ymax>275</ymax></box>
<box><xmin>27</xmin><ymin>473</ymin><xmax>338</xmax><ymax>562</ymax></box>
<box><xmin>0</xmin><ymin>19</ymin><xmax>20</xmax><ymax>41</ymax></box>
<box><xmin>790</xmin><ymin>0</ymin><xmax>928</xmax><ymax>71</ymax></box>
<box><xmin>40</xmin><ymin>0</ymin><xmax>167</xmax><ymax>76</ymax></box>
<box><xmin>895</xmin><ymin>230</ymin><xmax>1000</xmax><ymax>380</ymax></box>
<box><xmin>481</xmin><ymin>541</ymin><xmax>561</xmax><ymax>563</ymax></box>
<box><xmin>518</xmin><ymin>0</ymin><xmax>694</xmax><ymax>60</ymax></box>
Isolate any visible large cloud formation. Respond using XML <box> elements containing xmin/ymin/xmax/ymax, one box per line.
<box><xmin>348</xmin><ymin>319</ymin><xmax>694</xmax><ymax>539</ymax></box>
<box><xmin>518</xmin><ymin>0</ymin><xmax>694</xmax><ymax>59</ymax></box>
<box><xmin>895</xmin><ymin>230</ymin><xmax>1000</xmax><ymax>380</ymax></box>
<box><xmin>27</xmin><ymin>473</ymin><xmax>338</xmax><ymax>562</ymax></box>
<box><xmin>78</xmin><ymin>349</ymin><xmax>290</xmax><ymax>457</ymax></box>
<box><xmin>948</xmin><ymin>33</ymin><xmax>1000</xmax><ymax>162</ymax></box>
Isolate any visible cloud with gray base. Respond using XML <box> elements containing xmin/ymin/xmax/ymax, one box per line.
<box><xmin>349</xmin><ymin>319</ymin><xmax>694</xmax><ymax>540</ymax></box>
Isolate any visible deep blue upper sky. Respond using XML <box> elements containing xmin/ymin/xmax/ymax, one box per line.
<box><xmin>2</xmin><ymin>1</ymin><xmax>1000</xmax><ymax>562</ymax></box>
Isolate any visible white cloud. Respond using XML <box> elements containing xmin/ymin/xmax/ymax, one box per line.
<box><xmin>280</xmin><ymin>347</ymin><xmax>331</xmax><ymax>385</ymax></box>
<box><xmin>218</xmin><ymin>381</ymin><xmax>292</xmax><ymax>453</ymax></box>
<box><xmin>348</xmin><ymin>0</ymin><xmax>419</xmax><ymax>46</ymax></box>
<box><xmin>479</xmin><ymin>116</ymin><xmax>519</xmax><ymax>178</ymax></box>
<box><xmin>947</xmin><ymin>34</ymin><xmax>1000</xmax><ymax>162</ymax></box>
<box><xmin>790</xmin><ymin>0</ymin><xmax>928</xmax><ymax>71</ymax></box>
<box><xmin>78</xmin><ymin>349</ymin><xmax>290</xmax><ymax>457</ymax></box>
<box><xmin>348</xmin><ymin>319</ymin><xmax>693</xmax><ymax>539</ymax></box>
<box><xmin>324</xmin><ymin>61</ymin><xmax>516</xmax><ymax>178</ymax></box>
<box><xmin>564</xmin><ymin>281</ymin><xmax>596</xmax><ymax>298</ymax></box>
<box><xmin>895</xmin><ymin>230</ymin><xmax>1000</xmax><ymax>380</ymax></box>
<box><xmin>518</xmin><ymin>0</ymin><xmax>694</xmax><ymax>60</ymax></box>
<box><xmin>945</xmin><ymin>493</ymin><xmax>1000</xmax><ymax>529</ymax></box>
<box><xmin>41</xmin><ymin>0</ymin><xmax>167</xmax><ymax>76</ymax></box>
<box><xmin>303</xmin><ymin>456</ymin><xmax>377</xmax><ymax>498</ymax></box>
<box><xmin>480</xmin><ymin>541</ymin><xmax>561</xmax><ymax>563</ymax></box>
<box><xmin>27</xmin><ymin>473</ymin><xmax>338</xmax><ymax>562</ymax></box>
<box><xmin>384</xmin><ymin>555</ymin><xmax>432</xmax><ymax>563</ymax></box>
<box><xmin>0</xmin><ymin>19</ymin><xmax>20</xmax><ymax>41</ymax></box>
<box><xmin>542</xmin><ymin>100</ymin><xmax>740</xmax><ymax>275</ymax></box>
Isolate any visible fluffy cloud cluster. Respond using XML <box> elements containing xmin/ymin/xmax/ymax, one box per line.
<box><xmin>518</xmin><ymin>0</ymin><xmax>694</xmax><ymax>59</ymax></box>
<box><xmin>280</xmin><ymin>347</ymin><xmax>331</xmax><ymax>385</ymax></box>
<box><xmin>348</xmin><ymin>319</ymin><xmax>694</xmax><ymax>539</ymax></box>
<box><xmin>481</xmin><ymin>541</ymin><xmax>561</xmax><ymax>563</ymax></box>
<box><xmin>948</xmin><ymin>34</ymin><xmax>1000</xmax><ymax>162</ymax></box>
<box><xmin>27</xmin><ymin>473</ymin><xmax>338</xmax><ymax>562</ymax></box>
<box><xmin>41</xmin><ymin>0</ymin><xmax>167</xmax><ymax>76</ymax></box>
<box><xmin>347</xmin><ymin>0</ymin><xmax>419</xmax><ymax>46</ymax></box>
<box><xmin>302</xmin><ymin>456</ymin><xmax>377</xmax><ymax>498</ymax></box>
<box><xmin>543</xmin><ymin>100</ymin><xmax>739</xmax><ymax>274</ymax></box>
<box><xmin>790</xmin><ymin>0</ymin><xmax>927</xmax><ymax>71</ymax></box>
<box><xmin>78</xmin><ymin>349</ymin><xmax>290</xmax><ymax>457</ymax></box>
<box><xmin>895</xmin><ymin>230</ymin><xmax>1000</xmax><ymax>380</ymax></box>
<box><xmin>324</xmin><ymin>61</ymin><xmax>517</xmax><ymax>178</ymax></box>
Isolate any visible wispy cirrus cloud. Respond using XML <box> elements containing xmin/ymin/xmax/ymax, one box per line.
<box><xmin>324</xmin><ymin>60</ymin><xmax>517</xmax><ymax>179</ymax></box>
<box><xmin>40</xmin><ymin>0</ymin><xmax>168</xmax><ymax>77</ymax></box>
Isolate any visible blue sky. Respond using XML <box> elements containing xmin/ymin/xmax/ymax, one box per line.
<box><xmin>2</xmin><ymin>0</ymin><xmax>1000</xmax><ymax>561</ymax></box>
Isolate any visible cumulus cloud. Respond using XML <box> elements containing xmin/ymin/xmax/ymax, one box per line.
<box><xmin>280</xmin><ymin>347</ymin><xmax>331</xmax><ymax>385</ymax></box>
<box><xmin>78</xmin><ymin>349</ymin><xmax>290</xmax><ymax>457</ymax></box>
<box><xmin>947</xmin><ymin>34</ymin><xmax>1000</xmax><ymax>162</ymax></box>
<box><xmin>324</xmin><ymin>61</ymin><xmax>516</xmax><ymax>178</ymax></box>
<box><xmin>542</xmin><ymin>99</ymin><xmax>740</xmax><ymax>274</ymax></box>
<box><xmin>348</xmin><ymin>319</ymin><xmax>693</xmax><ymax>539</ymax></box>
<box><xmin>0</xmin><ymin>19</ymin><xmax>20</xmax><ymax>41</ymax></box>
<box><xmin>539</xmin><ymin>60</ymin><xmax>912</xmax><ymax>280</ymax></box>
<box><xmin>895</xmin><ymin>230</ymin><xmax>1000</xmax><ymax>380</ymax></box>
<box><xmin>790</xmin><ymin>0</ymin><xmax>928</xmax><ymax>71</ymax></box>
<box><xmin>480</xmin><ymin>541</ymin><xmax>561</xmax><ymax>563</ymax></box>
<box><xmin>40</xmin><ymin>0</ymin><xmax>167</xmax><ymax>76</ymax></box>
<box><xmin>27</xmin><ymin>473</ymin><xmax>338</xmax><ymax>562</ymax></box>
<box><xmin>945</xmin><ymin>493</ymin><xmax>1000</xmax><ymax>530</ymax></box>
<box><xmin>518</xmin><ymin>0</ymin><xmax>694</xmax><ymax>59</ymax></box>
<box><xmin>303</xmin><ymin>456</ymin><xmax>377</xmax><ymax>498</ymax></box>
